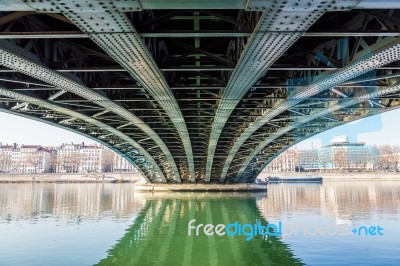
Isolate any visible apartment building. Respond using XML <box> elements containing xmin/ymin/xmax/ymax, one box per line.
<box><xmin>0</xmin><ymin>143</ymin><xmax>51</xmax><ymax>173</ymax></box>
<box><xmin>264</xmin><ymin>149</ymin><xmax>297</xmax><ymax>172</ymax></box>
<box><xmin>0</xmin><ymin>142</ymin><xmax>138</xmax><ymax>174</ymax></box>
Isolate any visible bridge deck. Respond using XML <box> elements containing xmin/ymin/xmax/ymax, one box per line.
<box><xmin>1</xmin><ymin>1</ymin><xmax>400</xmax><ymax>183</ymax></box>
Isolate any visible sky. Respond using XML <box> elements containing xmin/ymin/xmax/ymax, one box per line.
<box><xmin>295</xmin><ymin>107</ymin><xmax>400</xmax><ymax>149</ymax></box>
<box><xmin>0</xmin><ymin>112</ymin><xmax>93</xmax><ymax>146</ymax></box>
<box><xmin>0</xmin><ymin>108</ymin><xmax>400</xmax><ymax>148</ymax></box>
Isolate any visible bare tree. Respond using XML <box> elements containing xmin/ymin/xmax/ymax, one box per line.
<box><xmin>299</xmin><ymin>149</ymin><xmax>319</xmax><ymax>172</ymax></box>
<box><xmin>69</xmin><ymin>153</ymin><xmax>82</xmax><ymax>173</ymax></box>
<box><xmin>332</xmin><ymin>148</ymin><xmax>347</xmax><ymax>172</ymax></box>
<box><xmin>47</xmin><ymin>154</ymin><xmax>57</xmax><ymax>173</ymax></box>
<box><xmin>0</xmin><ymin>152</ymin><xmax>12</xmax><ymax>173</ymax></box>
<box><xmin>24</xmin><ymin>153</ymin><xmax>41</xmax><ymax>173</ymax></box>
<box><xmin>101</xmin><ymin>150</ymin><xmax>114</xmax><ymax>173</ymax></box>
<box><xmin>377</xmin><ymin>145</ymin><xmax>400</xmax><ymax>171</ymax></box>
<box><xmin>58</xmin><ymin>153</ymin><xmax>82</xmax><ymax>173</ymax></box>
<box><xmin>317</xmin><ymin>149</ymin><xmax>331</xmax><ymax>173</ymax></box>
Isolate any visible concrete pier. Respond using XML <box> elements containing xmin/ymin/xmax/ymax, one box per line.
<box><xmin>133</xmin><ymin>183</ymin><xmax>268</xmax><ymax>192</ymax></box>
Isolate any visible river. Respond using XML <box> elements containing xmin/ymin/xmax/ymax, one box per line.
<box><xmin>0</xmin><ymin>181</ymin><xmax>399</xmax><ymax>265</ymax></box>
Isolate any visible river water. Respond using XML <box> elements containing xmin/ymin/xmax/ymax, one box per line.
<box><xmin>0</xmin><ymin>181</ymin><xmax>399</xmax><ymax>265</ymax></box>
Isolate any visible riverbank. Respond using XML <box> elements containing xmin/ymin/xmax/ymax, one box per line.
<box><xmin>133</xmin><ymin>183</ymin><xmax>268</xmax><ymax>192</ymax></box>
<box><xmin>259</xmin><ymin>172</ymin><xmax>400</xmax><ymax>181</ymax></box>
<box><xmin>2</xmin><ymin>172</ymin><xmax>400</xmax><ymax>184</ymax></box>
<box><xmin>0</xmin><ymin>173</ymin><xmax>142</xmax><ymax>183</ymax></box>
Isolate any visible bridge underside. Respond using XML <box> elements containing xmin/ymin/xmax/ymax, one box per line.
<box><xmin>1</xmin><ymin>1</ymin><xmax>400</xmax><ymax>183</ymax></box>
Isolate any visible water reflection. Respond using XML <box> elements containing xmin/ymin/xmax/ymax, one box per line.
<box><xmin>1</xmin><ymin>182</ymin><xmax>399</xmax><ymax>265</ymax></box>
<box><xmin>256</xmin><ymin>181</ymin><xmax>400</xmax><ymax>266</ymax></box>
<box><xmin>0</xmin><ymin>183</ymin><xmax>145</xmax><ymax>222</ymax></box>
<box><xmin>257</xmin><ymin>181</ymin><xmax>400</xmax><ymax>223</ymax></box>
<box><xmin>95</xmin><ymin>192</ymin><xmax>303</xmax><ymax>266</ymax></box>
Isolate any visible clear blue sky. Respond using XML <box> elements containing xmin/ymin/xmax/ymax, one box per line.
<box><xmin>0</xmin><ymin>108</ymin><xmax>400</xmax><ymax>148</ymax></box>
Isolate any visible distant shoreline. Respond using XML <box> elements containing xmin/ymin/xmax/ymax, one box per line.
<box><xmin>0</xmin><ymin>173</ymin><xmax>142</xmax><ymax>183</ymax></box>
<box><xmin>1</xmin><ymin>172</ymin><xmax>399</xmax><ymax>183</ymax></box>
<box><xmin>259</xmin><ymin>172</ymin><xmax>400</xmax><ymax>181</ymax></box>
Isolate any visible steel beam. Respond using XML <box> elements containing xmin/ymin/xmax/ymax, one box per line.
<box><xmin>0</xmin><ymin>32</ymin><xmax>86</xmax><ymax>39</ymax></box>
<box><xmin>2</xmin><ymin>0</ymin><xmax>400</xmax><ymax>11</ymax></box>
<box><xmin>4</xmin><ymin>30</ymin><xmax>400</xmax><ymax>39</ymax></box>
<box><xmin>142</xmin><ymin>31</ymin><xmax>400</xmax><ymax>37</ymax></box>
<box><xmin>221</xmin><ymin>37</ymin><xmax>400</xmax><ymax>182</ymax></box>
<box><xmin>0</xmin><ymin>11</ymin><xmax>34</xmax><ymax>26</ymax></box>
<box><xmin>4</xmin><ymin>66</ymin><xmax>400</xmax><ymax>73</ymax></box>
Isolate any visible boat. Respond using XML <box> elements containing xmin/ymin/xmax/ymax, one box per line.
<box><xmin>267</xmin><ymin>176</ymin><xmax>323</xmax><ymax>183</ymax></box>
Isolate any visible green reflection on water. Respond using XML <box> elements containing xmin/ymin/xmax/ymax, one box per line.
<box><xmin>95</xmin><ymin>193</ymin><xmax>303</xmax><ymax>266</ymax></box>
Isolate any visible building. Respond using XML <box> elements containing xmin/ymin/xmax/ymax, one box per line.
<box><xmin>56</xmin><ymin>142</ymin><xmax>136</xmax><ymax>173</ymax></box>
<box><xmin>56</xmin><ymin>143</ymin><xmax>83</xmax><ymax>173</ymax></box>
<box><xmin>1</xmin><ymin>141</ymin><xmax>138</xmax><ymax>174</ymax></box>
<box><xmin>264</xmin><ymin>149</ymin><xmax>297</xmax><ymax>172</ymax></box>
<box><xmin>112</xmin><ymin>154</ymin><xmax>136</xmax><ymax>173</ymax></box>
<box><xmin>0</xmin><ymin>143</ymin><xmax>52</xmax><ymax>173</ymax></box>
<box><xmin>57</xmin><ymin>142</ymin><xmax>104</xmax><ymax>173</ymax></box>
<box><xmin>19</xmin><ymin>145</ymin><xmax>52</xmax><ymax>173</ymax></box>
<box><xmin>298</xmin><ymin>136</ymin><xmax>373</xmax><ymax>172</ymax></box>
<box><xmin>80</xmin><ymin>144</ymin><xmax>104</xmax><ymax>173</ymax></box>
<box><xmin>0</xmin><ymin>143</ymin><xmax>13</xmax><ymax>173</ymax></box>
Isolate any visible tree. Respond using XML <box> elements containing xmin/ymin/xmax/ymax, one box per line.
<box><xmin>57</xmin><ymin>153</ymin><xmax>82</xmax><ymax>173</ymax></box>
<box><xmin>318</xmin><ymin>149</ymin><xmax>330</xmax><ymax>173</ymax></box>
<box><xmin>69</xmin><ymin>153</ymin><xmax>82</xmax><ymax>173</ymax></box>
<box><xmin>101</xmin><ymin>150</ymin><xmax>114</xmax><ymax>173</ymax></box>
<box><xmin>332</xmin><ymin>148</ymin><xmax>347</xmax><ymax>172</ymax></box>
<box><xmin>377</xmin><ymin>145</ymin><xmax>400</xmax><ymax>171</ymax></box>
<box><xmin>0</xmin><ymin>152</ymin><xmax>12</xmax><ymax>173</ymax></box>
<box><xmin>24</xmin><ymin>152</ymin><xmax>42</xmax><ymax>173</ymax></box>
<box><xmin>47</xmin><ymin>154</ymin><xmax>57</xmax><ymax>173</ymax></box>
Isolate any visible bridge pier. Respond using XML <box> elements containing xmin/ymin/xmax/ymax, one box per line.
<box><xmin>133</xmin><ymin>183</ymin><xmax>267</xmax><ymax>192</ymax></box>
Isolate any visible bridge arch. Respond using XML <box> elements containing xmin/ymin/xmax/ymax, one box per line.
<box><xmin>0</xmin><ymin>41</ymin><xmax>181</xmax><ymax>182</ymax></box>
<box><xmin>0</xmin><ymin>88</ymin><xmax>167</xmax><ymax>182</ymax></box>
<box><xmin>235</xmin><ymin>84</ymin><xmax>400</xmax><ymax>182</ymax></box>
<box><xmin>221</xmin><ymin>36</ymin><xmax>400</xmax><ymax>182</ymax></box>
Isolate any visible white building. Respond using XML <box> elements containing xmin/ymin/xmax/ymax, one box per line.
<box><xmin>56</xmin><ymin>143</ymin><xmax>82</xmax><ymax>173</ymax></box>
<box><xmin>0</xmin><ymin>143</ymin><xmax>13</xmax><ymax>173</ymax></box>
<box><xmin>264</xmin><ymin>149</ymin><xmax>297</xmax><ymax>172</ymax></box>
<box><xmin>299</xmin><ymin>136</ymin><xmax>371</xmax><ymax>172</ymax></box>
<box><xmin>57</xmin><ymin>142</ymin><xmax>104</xmax><ymax>173</ymax></box>
<box><xmin>56</xmin><ymin>143</ymin><xmax>135</xmax><ymax>173</ymax></box>
<box><xmin>1</xmin><ymin>142</ymin><xmax>137</xmax><ymax>174</ymax></box>
<box><xmin>80</xmin><ymin>144</ymin><xmax>103</xmax><ymax>173</ymax></box>
<box><xmin>19</xmin><ymin>145</ymin><xmax>52</xmax><ymax>173</ymax></box>
<box><xmin>112</xmin><ymin>153</ymin><xmax>136</xmax><ymax>173</ymax></box>
<box><xmin>0</xmin><ymin>143</ymin><xmax>51</xmax><ymax>173</ymax></box>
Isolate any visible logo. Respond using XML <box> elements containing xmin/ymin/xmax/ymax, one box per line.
<box><xmin>188</xmin><ymin>219</ymin><xmax>384</xmax><ymax>241</ymax></box>
<box><xmin>352</xmin><ymin>225</ymin><xmax>384</xmax><ymax>236</ymax></box>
